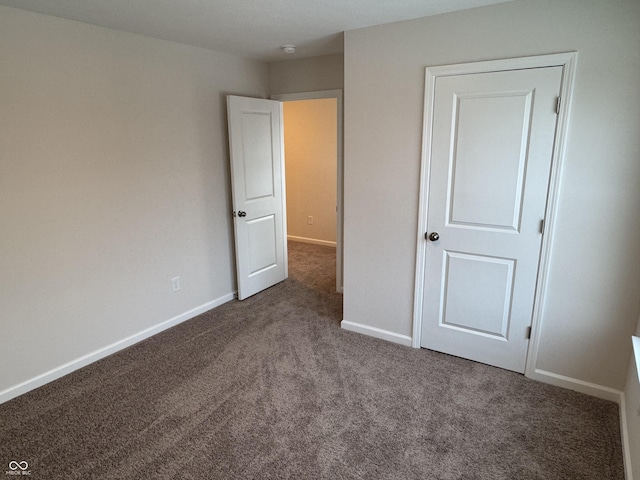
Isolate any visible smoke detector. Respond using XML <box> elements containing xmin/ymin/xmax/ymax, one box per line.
<box><xmin>281</xmin><ymin>45</ymin><xmax>297</xmax><ymax>54</ymax></box>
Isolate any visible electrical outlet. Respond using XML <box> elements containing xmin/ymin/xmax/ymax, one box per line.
<box><xmin>307</xmin><ymin>216</ymin><xmax>313</xmax><ymax>225</ymax></box>
<box><xmin>171</xmin><ymin>276</ymin><xmax>181</xmax><ymax>292</ymax></box>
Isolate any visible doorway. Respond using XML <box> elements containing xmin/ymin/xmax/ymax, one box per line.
<box><xmin>273</xmin><ymin>90</ymin><xmax>343</xmax><ymax>293</ymax></box>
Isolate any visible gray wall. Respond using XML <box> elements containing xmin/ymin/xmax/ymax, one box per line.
<box><xmin>343</xmin><ymin>0</ymin><xmax>640</xmax><ymax>391</ymax></box>
<box><xmin>269</xmin><ymin>54</ymin><xmax>344</xmax><ymax>95</ymax></box>
<box><xmin>0</xmin><ymin>5</ymin><xmax>269</xmax><ymax>397</ymax></box>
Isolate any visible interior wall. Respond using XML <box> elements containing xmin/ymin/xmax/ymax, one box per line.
<box><xmin>269</xmin><ymin>54</ymin><xmax>344</xmax><ymax>95</ymax></box>
<box><xmin>0</xmin><ymin>5</ymin><xmax>268</xmax><ymax>398</ymax></box>
<box><xmin>343</xmin><ymin>0</ymin><xmax>640</xmax><ymax>390</ymax></box>
<box><xmin>283</xmin><ymin>99</ymin><xmax>337</xmax><ymax>245</ymax></box>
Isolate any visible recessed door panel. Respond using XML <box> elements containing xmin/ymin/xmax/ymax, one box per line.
<box><xmin>440</xmin><ymin>251</ymin><xmax>515</xmax><ymax>339</ymax></box>
<box><xmin>448</xmin><ymin>92</ymin><xmax>532</xmax><ymax>232</ymax></box>
<box><xmin>247</xmin><ymin>215</ymin><xmax>277</xmax><ymax>275</ymax></box>
<box><xmin>241</xmin><ymin>112</ymin><xmax>275</xmax><ymax>201</ymax></box>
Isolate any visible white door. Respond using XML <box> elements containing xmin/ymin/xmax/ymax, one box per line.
<box><xmin>420</xmin><ymin>66</ymin><xmax>563</xmax><ymax>373</ymax></box>
<box><xmin>227</xmin><ymin>96</ymin><xmax>287</xmax><ymax>300</ymax></box>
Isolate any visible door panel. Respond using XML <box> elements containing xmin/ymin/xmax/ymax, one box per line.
<box><xmin>448</xmin><ymin>92</ymin><xmax>532</xmax><ymax>231</ymax></box>
<box><xmin>246</xmin><ymin>214</ymin><xmax>277</xmax><ymax>275</ymax></box>
<box><xmin>421</xmin><ymin>67</ymin><xmax>562</xmax><ymax>373</ymax></box>
<box><xmin>241</xmin><ymin>112</ymin><xmax>276</xmax><ymax>200</ymax></box>
<box><xmin>227</xmin><ymin>96</ymin><xmax>287</xmax><ymax>300</ymax></box>
<box><xmin>440</xmin><ymin>251</ymin><xmax>515</xmax><ymax>339</ymax></box>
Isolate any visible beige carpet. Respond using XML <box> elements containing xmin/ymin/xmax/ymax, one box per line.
<box><xmin>0</xmin><ymin>241</ymin><xmax>624</xmax><ymax>479</ymax></box>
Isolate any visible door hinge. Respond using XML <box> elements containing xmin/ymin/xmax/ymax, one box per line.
<box><xmin>555</xmin><ymin>96</ymin><xmax>561</xmax><ymax>114</ymax></box>
<box><xmin>540</xmin><ymin>219</ymin><xmax>545</xmax><ymax>234</ymax></box>
<box><xmin>526</xmin><ymin>326</ymin><xmax>532</xmax><ymax>339</ymax></box>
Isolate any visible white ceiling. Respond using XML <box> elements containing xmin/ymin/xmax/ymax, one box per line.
<box><xmin>0</xmin><ymin>0</ymin><xmax>514</xmax><ymax>62</ymax></box>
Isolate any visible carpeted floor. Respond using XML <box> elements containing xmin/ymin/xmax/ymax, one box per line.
<box><xmin>0</xmin><ymin>241</ymin><xmax>624</xmax><ymax>479</ymax></box>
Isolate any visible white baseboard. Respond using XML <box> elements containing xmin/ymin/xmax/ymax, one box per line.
<box><xmin>528</xmin><ymin>368</ymin><xmax>623</xmax><ymax>403</ymax></box>
<box><xmin>288</xmin><ymin>235</ymin><xmax>336</xmax><ymax>247</ymax></box>
<box><xmin>0</xmin><ymin>292</ymin><xmax>235</xmax><ymax>405</ymax></box>
<box><xmin>340</xmin><ymin>320</ymin><xmax>412</xmax><ymax>347</ymax></box>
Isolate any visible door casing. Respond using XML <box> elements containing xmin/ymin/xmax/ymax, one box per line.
<box><xmin>412</xmin><ymin>53</ymin><xmax>578</xmax><ymax>381</ymax></box>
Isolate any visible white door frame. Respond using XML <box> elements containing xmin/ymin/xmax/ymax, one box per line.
<box><xmin>412</xmin><ymin>53</ymin><xmax>578</xmax><ymax>380</ymax></box>
<box><xmin>271</xmin><ymin>89</ymin><xmax>344</xmax><ymax>293</ymax></box>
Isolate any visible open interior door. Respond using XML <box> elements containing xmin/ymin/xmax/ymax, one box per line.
<box><xmin>227</xmin><ymin>95</ymin><xmax>287</xmax><ymax>300</ymax></box>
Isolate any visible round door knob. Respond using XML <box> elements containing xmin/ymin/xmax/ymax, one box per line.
<box><xmin>238</xmin><ymin>211</ymin><xmax>247</xmax><ymax>217</ymax></box>
<box><xmin>428</xmin><ymin>232</ymin><xmax>440</xmax><ymax>241</ymax></box>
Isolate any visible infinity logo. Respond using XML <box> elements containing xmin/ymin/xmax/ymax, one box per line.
<box><xmin>8</xmin><ymin>461</ymin><xmax>28</xmax><ymax>471</ymax></box>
